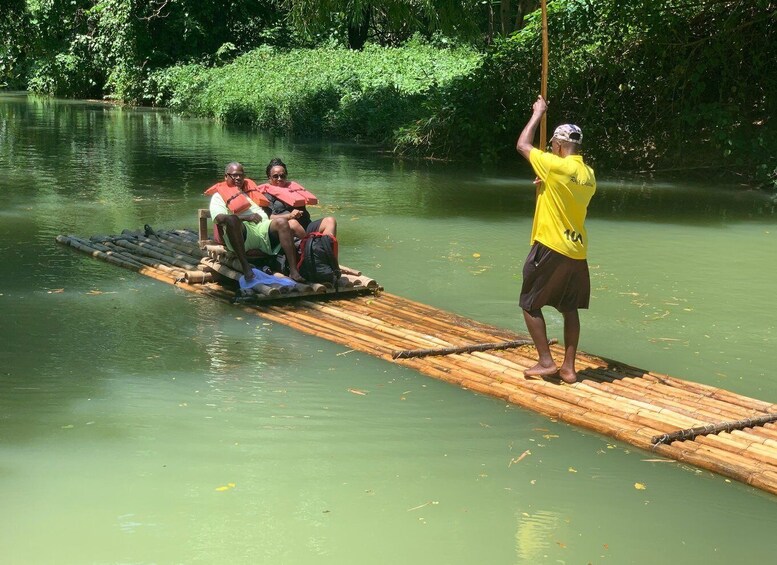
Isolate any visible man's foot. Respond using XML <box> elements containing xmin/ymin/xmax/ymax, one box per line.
<box><xmin>288</xmin><ymin>270</ymin><xmax>306</xmax><ymax>283</ymax></box>
<box><xmin>558</xmin><ymin>367</ymin><xmax>578</xmax><ymax>384</ymax></box>
<box><xmin>244</xmin><ymin>270</ymin><xmax>256</xmax><ymax>282</ymax></box>
<box><xmin>524</xmin><ymin>362</ymin><xmax>559</xmax><ymax>378</ymax></box>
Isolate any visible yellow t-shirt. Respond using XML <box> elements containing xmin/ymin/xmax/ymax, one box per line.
<box><xmin>528</xmin><ymin>148</ymin><xmax>596</xmax><ymax>259</ymax></box>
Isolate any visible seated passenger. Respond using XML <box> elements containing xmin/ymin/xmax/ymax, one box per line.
<box><xmin>205</xmin><ymin>162</ymin><xmax>304</xmax><ymax>283</ymax></box>
<box><xmin>261</xmin><ymin>157</ymin><xmax>337</xmax><ymax>240</ymax></box>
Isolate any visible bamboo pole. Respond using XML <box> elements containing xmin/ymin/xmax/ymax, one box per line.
<box><xmin>110</xmin><ymin>238</ymin><xmax>200</xmax><ymax>270</ymax></box>
<box><xmin>392</xmin><ymin>338</ymin><xmax>556</xmax><ymax>359</ymax></box>
<box><xmin>594</xmin><ymin>379</ymin><xmax>747</xmax><ymax>422</ymax></box>
<box><xmin>125</xmin><ymin>235</ymin><xmax>204</xmax><ymax>265</ymax></box>
<box><xmin>539</xmin><ymin>0</ymin><xmax>549</xmax><ymax>149</ymax></box>
<box><xmin>598</xmin><ymin>374</ymin><xmax>753</xmax><ymax>418</ymax></box>
<box><xmin>652</xmin><ymin>413</ymin><xmax>777</xmax><ymax>446</ymax></box>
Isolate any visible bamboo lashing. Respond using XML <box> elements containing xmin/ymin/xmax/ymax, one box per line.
<box><xmin>652</xmin><ymin>413</ymin><xmax>777</xmax><ymax>446</ymax></box>
<box><xmin>392</xmin><ymin>338</ymin><xmax>558</xmax><ymax>359</ymax></box>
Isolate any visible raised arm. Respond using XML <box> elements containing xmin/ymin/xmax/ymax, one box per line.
<box><xmin>516</xmin><ymin>96</ymin><xmax>548</xmax><ymax>160</ymax></box>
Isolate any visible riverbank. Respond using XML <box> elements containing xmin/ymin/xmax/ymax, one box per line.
<box><xmin>141</xmin><ymin>15</ymin><xmax>775</xmax><ymax>188</ymax></box>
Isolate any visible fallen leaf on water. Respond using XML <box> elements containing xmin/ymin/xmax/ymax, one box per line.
<box><xmin>215</xmin><ymin>482</ymin><xmax>236</xmax><ymax>492</ymax></box>
<box><xmin>542</xmin><ymin>434</ymin><xmax>559</xmax><ymax>439</ymax></box>
<box><xmin>508</xmin><ymin>450</ymin><xmax>531</xmax><ymax>467</ymax></box>
<box><xmin>86</xmin><ymin>290</ymin><xmax>104</xmax><ymax>295</ymax></box>
<box><xmin>407</xmin><ymin>500</ymin><xmax>439</xmax><ymax>511</ymax></box>
<box><xmin>568</xmin><ymin>467</ymin><xmax>577</xmax><ymax>473</ymax></box>
<box><xmin>348</xmin><ymin>388</ymin><xmax>368</xmax><ymax>396</ymax></box>
<box><xmin>634</xmin><ymin>482</ymin><xmax>646</xmax><ymax>490</ymax></box>
<box><xmin>556</xmin><ymin>541</ymin><xmax>566</xmax><ymax>548</ymax></box>
<box><xmin>641</xmin><ymin>458</ymin><xmax>673</xmax><ymax>463</ymax></box>
<box><xmin>472</xmin><ymin>253</ymin><xmax>481</xmax><ymax>258</ymax></box>
<box><xmin>48</xmin><ymin>289</ymin><xmax>65</xmax><ymax>294</ymax></box>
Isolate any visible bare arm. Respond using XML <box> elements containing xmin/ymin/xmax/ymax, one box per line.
<box><xmin>269</xmin><ymin>208</ymin><xmax>303</xmax><ymax>221</ymax></box>
<box><xmin>516</xmin><ymin>96</ymin><xmax>548</xmax><ymax>160</ymax></box>
<box><xmin>213</xmin><ymin>213</ymin><xmax>263</xmax><ymax>224</ymax></box>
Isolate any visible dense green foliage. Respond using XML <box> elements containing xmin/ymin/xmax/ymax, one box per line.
<box><xmin>146</xmin><ymin>40</ymin><xmax>482</xmax><ymax>143</ymax></box>
<box><xmin>398</xmin><ymin>0</ymin><xmax>777</xmax><ymax>182</ymax></box>
<box><xmin>2</xmin><ymin>0</ymin><xmax>775</xmax><ymax>185</ymax></box>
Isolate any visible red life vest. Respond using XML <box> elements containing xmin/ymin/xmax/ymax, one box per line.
<box><xmin>203</xmin><ymin>178</ymin><xmax>270</xmax><ymax>212</ymax></box>
<box><xmin>258</xmin><ymin>181</ymin><xmax>318</xmax><ymax>207</ymax></box>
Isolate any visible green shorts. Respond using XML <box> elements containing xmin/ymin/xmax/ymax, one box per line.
<box><xmin>224</xmin><ymin>219</ymin><xmax>281</xmax><ymax>256</ymax></box>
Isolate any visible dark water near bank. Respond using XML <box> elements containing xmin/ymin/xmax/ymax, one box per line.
<box><xmin>1</xmin><ymin>92</ymin><xmax>776</xmax><ymax>564</ymax></box>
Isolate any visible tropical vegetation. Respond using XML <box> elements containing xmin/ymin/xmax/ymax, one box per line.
<box><xmin>2</xmin><ymin>0</ymin><xmax>774</xmax><ymax>186</ymax></box>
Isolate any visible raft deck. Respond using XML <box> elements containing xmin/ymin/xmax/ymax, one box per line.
<box><xmin>56</xmin><ymin>228</ymin><xmax>777</xmax><ymax>498</ymax></box>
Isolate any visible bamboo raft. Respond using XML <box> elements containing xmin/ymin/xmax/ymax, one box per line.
<box><xmin>56</xmin><ymin>228</ymin><xmax>777</xmax><ymax>497</ymax></box>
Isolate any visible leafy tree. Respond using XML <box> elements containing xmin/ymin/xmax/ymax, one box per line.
<box><xmin>0</xmin><ymin>0</ymin><xmax>29</xmax><ymax>88</ymax></box>
<box><xmin>283</xmin><ymin>0</ymin><xmax>485</xmax><ymax>49</ymax></box>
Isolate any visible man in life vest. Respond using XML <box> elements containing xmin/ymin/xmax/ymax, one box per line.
<box><xmin>515</xmin><ymin>95</ymin><xmax>596</xmax><ymax>384</ymax></box>
<box><xmin>207</xmin><ymin>162</ymin><xmax>305</xmax><ymax>283</ymax></box>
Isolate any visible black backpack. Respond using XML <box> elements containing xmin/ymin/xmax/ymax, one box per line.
<box><xmin>297</xmin><ymin>232</ymin><xmax>341</xmax><ymax>286</ymax></box>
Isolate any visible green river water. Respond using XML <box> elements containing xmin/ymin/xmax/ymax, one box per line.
<box><xmin>1</xmin><ymin>92</ymin><xmax>776</xmax><ymax>564</ymax></box>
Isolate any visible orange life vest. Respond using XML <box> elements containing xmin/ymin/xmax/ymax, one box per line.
<box><xmin>203</xmin><ymin>178</ymin><xmax>270</xmax><ymax>212</ymax></box>
<box><xmin>258</xmin><ymin>181</ymin><xmax>318</xmax><ymax>207</ymax></box>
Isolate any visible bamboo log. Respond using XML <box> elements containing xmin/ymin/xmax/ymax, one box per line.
<box><xmin>593</xmin><ymin>379</ymin><xmax>747</xmax><ymax>423</ymax></box>
<box><xmin>110</xmin><ymin>238</ymin><xmax>200</xmax><ymax>270</ymax></box>
<box><xmin>155</xmin><ymin>233</ymin><xmax>208</xmax><ymax>257</ymax></box>
<box><xmin>298</xmin><ymin>300</ymin><xmax>452</xmax><ymax>348</ymax></box>
<box><xmin>184</xmin><ymin>270</ymin><xmax>214</xmax><ymax>284</ymax></box>
<box><xmin>652</xmin><ymin>413</ymin><xmax>777</xmax><ymax>446</ymax></box>
<box><xmin>199</xmin><ymin>258</ymin><xmax>279</xmax><ymax>297</ymax></box>
<box><xmin>261</xmin><ymin>305</ymin><xmax>401</xmax><ymax>354</ymax></box>
<box><xmin>600</xmin><ymin>375</ymin><xmax>755</xmax><ymax>419</ymax></box>
<box><xmin>101</xmin><ymin>241</ymin><xmax>187</xmax><ymax>278</ymax></box>
<box><xmin>339</xmin><ymin>265</ymin><xmax>362</xmax><ymax>276</ymax></box>
<box><xmin>128</xmin><ymin>235</ymin><xmax>204</xmax><ymax>265</ymax></box>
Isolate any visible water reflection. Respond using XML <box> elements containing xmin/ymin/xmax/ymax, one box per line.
<box><xmin>2</xmin><ymin>93</ymin><xmax>777</xmax><ymax>565</ymax></box>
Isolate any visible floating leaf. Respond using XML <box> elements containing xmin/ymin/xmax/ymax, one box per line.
<box><xmin>508</xmin><ymin>449</ymin><xmax>531</xmax><ymax>467</ymax></box>
<box><xmin>634</xmin><ymin>482</ymin><xmax>646</xmax><ymax>490</ymax></box>
<box><xmin>568</xmin><ymin>467</ymin><xmax>577</xmax><ymax>473</ymax></box>
<box><xmin>48</xmin><ymin>289</ymin><xmax>65</xmax><ymax>294</ymax></box>
<box><xmin>215</xmin><ymin>482</ymin><xmax>236</xmax><ymax>492</ymax></box>
<box><xmin>348</xmin><ymin>388</ymin><xmax>367</xmax><ymax>396</ymax></box>
<box><xmin>472</xmin><ymin>253</ymin><xmax>481</xmax><ymax>258</ymax></box>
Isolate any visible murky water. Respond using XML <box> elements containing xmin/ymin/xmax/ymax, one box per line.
<box><xmin>1</xmin><ymin>92</ymin><xmax>776</xmax><ymax>564</ymax></box>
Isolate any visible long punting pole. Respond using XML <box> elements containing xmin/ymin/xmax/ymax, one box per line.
<box><xmin>539</xmin><ymin>0</ymin><xmax>549</xmax><ymax>149</ymax></box>
<box><xmin>652</xmin><ymin>413</ymin><xmax>777</xmax><ymax>446</ymax></box>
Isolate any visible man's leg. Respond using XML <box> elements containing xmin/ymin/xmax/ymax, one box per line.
<box><xmin>288</xmin><ymin>219</ymin><xmax>306</xmax><ymax>239</ymax></box>
<box><xmin>522</xmin><ymin>308</ymin><xmax>558</xmax><ymax>377</ymax></box>
<box><xmin>319</xmin><ymin>217</ymin><xmax>337</xmax><ymax>236</ymax></box>
<box><xmin>269</xmin><ymin>218</ymin><xmax>304</xmax><ymax>282</ymax></box>
<box><xmin>559</xmin><ymin>310</ymin><xmax>580</xmax><ymax>383</ymax></box>
<box><xmin>221</xmin><ymin>216</ymin><xmax>255</xmax><ymax>282</ymax></box>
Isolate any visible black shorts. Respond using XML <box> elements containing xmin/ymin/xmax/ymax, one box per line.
<box><xmin>519</xmin><ymin>242</ymin><xmax>590</xmax><ymax>312</ymax></box>
<box><xmin>305</xmin><ymin>218</ymin><xmax>324</xmax><ymax>233</ymax></box>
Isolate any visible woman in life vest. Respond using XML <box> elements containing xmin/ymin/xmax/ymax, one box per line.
<box><xmin>262</xmin><ymin>157</ymin><xmax>337</xmax><ymax>240</ymax></box>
